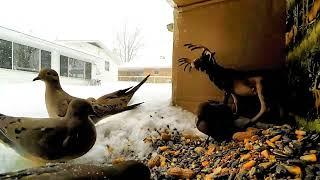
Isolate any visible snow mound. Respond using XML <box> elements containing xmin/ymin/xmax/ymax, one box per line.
<box><xmin>0</xmin><ymin>82</ymin><xmax>202</xmax><ymax>173</ymax></box>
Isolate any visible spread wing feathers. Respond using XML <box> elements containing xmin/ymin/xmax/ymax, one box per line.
<box><xmin>91</xmin><ymin>102</ymin><xmax>144</xmax><ymax>123</ymax></box>
<box><xmin>95</xmin><ymin>75</ymin><xmax>150</xmax><ymax>105</ymax></box>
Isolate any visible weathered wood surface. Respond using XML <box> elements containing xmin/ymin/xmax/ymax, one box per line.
<box><xmin>0</xmin><ymin>160</ymin><xmax>150</xmax><ymax>180</ymax></box>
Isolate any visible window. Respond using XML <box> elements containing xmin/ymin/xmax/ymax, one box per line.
<box><xmin>69</xmin><ymin>58</ymin><xmax>85</xmax><ymax>78</ymax></box>
<box><xmin>105</xmin><ymin>61</ymin><xmax>110</xmax><ymax>71</ymax></box>
<box><xmin>41</xmin><ymin>50</ymin><xmax>51</xmax><ymax>69</ymax></box>
<box><xmin>60</xmin><ymin>55</ymin><xmax>68</xmax><ymax>77</ymax></box>
<box><xmin>60</xmin><ymin>55</ymin><xmax>92</xmax><ymax>80</ymax></box>
<box><xmin>85</xmin><ymin>62</ymin><xmax>92</xmax><ymax>79</ymax></box>
<box><xmin>13</xmin><ymin>43</ymin><xmax>39</xmax><ymax>72</ymax></box>
<box><xmin>0</xmin><ymin>39</ymin><xmax>12</xmax><ymax>69</ymax></box>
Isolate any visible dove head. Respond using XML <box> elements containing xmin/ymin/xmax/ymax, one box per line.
<box><xmin>33</xmin><ymin>68</ymin><xmax>60</xmax><ymax>83</ymax></box>
<box><xmin>66</xmin><ymin>99</ymin><xmax>96</xmax><ymax>122</ymax></box>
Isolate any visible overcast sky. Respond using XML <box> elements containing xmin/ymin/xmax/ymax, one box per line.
<box><xmin>0</xmin><ymin>0</ymin><xmax>173</xmax><ymax>66</ymax></box>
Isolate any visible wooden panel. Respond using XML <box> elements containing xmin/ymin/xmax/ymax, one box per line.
<box><xmin>169</xmin><ymin>0</ymin><xmax>229</xmax><ymax>8</ymax></box>
<box><xmin>172</xmin><ymin>0</ymin><xmax>286</xmax><ymax>113</ymax></box>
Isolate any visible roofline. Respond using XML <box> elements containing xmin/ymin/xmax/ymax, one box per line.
<box><xmin>56</xmin><ymin>40</ymin><xmax>122</xmax><ymax>65</ymax></box>
<box><xmin>0</xmin><ymin>26</ymin><xmax>104</xmax><ymax>60</ymax></box>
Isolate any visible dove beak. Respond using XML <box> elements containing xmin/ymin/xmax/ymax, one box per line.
<box><xmin>33</xmin><ymin>76</ymin><xmax>40</xmax><ymax>81</ymax></box>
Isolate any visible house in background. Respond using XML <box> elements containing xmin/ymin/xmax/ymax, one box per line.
<box><xmin>0</xmin><ymin>26</ymin><xmax>119</xmax><ymax>85</ymax></box>
<box><xmin>118</xmin><ymin>64</ymin><xmax>172</xmax><ymax>83</ymax></box>
<box><xmin>55</xmin><ymin>40</ymin><xmax>121</xmax><ymax>82</ymax></box>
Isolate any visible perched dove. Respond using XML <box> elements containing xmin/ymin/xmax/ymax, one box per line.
<box><xmin>0</xmin><ymin>99</ymin><xmax>96</xmax><ymax>163</ymax></box>
<box><xmin>33</xmin><ymin>68</ymin><xmax>149</xmax><ymax>124</ymax></box>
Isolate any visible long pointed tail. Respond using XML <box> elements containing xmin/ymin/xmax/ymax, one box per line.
<box><xmin>92</xmin><ymin>102</ymin><xmax>144</xmax><ymax>124</ymax></box>
<box><xmin>96</xmin><ymin>75</ymin><xmax>150</xmax><ymax>104</ymax></box>
<box><xmin>114</xmin><ymin>86</ymin><xmax>133</xmax><ymax>96</ymax></box>
<box><xmin>107</xmin><ymin>102</ymin><xmax>144</xmax><ymax>116</ymax></box>
<box><xmin>126</xmin><ymin>75</ymin><xmax>150</xmax><ymax>95</ymax></box>
<box><xmin>123</xmin><ymin>102</ymin><xmax>144</xmax><ymax>110</ymax></box>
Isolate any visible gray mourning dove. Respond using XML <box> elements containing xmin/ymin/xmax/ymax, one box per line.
<box><xmin>33</xmin><ymin>68</ymin><xmax>149</xmax><ymax>124</ymax></box>
<box><xmin>0</xmin><ymin>160</ymin><xmax>151</xmax><ymax>180</ymax></box>
<box><xmin>0</xmin><ymin>99</ymin><xmax>96</xmax><ymax>163</ymax></box>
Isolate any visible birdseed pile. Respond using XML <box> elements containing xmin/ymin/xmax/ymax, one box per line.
<box><xmin>134</xmin><ymin>124</ymin><xmax>320</xmax><ymax>179</ymax></box>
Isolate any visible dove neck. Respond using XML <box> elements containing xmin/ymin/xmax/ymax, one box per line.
<box><xmin>45</xmin><ymin>80</ymin><xmax>62</xmax><ymax>90</ymax></box>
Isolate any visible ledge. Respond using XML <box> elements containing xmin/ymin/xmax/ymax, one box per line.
<box><xmin>167</xmin><ymin>0</ymin><xmax>231</xmax><ymax>10</ymax></box>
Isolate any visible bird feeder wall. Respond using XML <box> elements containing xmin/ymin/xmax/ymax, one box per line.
<box><xmin>171</xmin><ymin>0</ymin><xmax>286</xmax><ymax>113</ymax></box>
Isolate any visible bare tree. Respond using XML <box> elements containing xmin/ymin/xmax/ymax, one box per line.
<box><xmin>114</xmin><ymin>23</ymin><xmax>144</xmax><ymax>63</ymax></box>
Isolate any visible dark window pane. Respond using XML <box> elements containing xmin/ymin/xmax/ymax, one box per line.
<box><xmin>13</xmin><ymin>43</ymin><xmax>39</xmax><ymax>72</ymax></box>
<box><xmin>69</xmin><ymin>58</ymin><xmax>84</xmax><ymax>78</ymax></box>
<box><xmin>41</xmin><ymin>50</ymin><xmax>51</xmax><ymax>69</ymax></box>
<box><xmin>0</xmin><ymin>39</ymin><xmax>12</xmax><ymax>69</ymax></box>
<box><xmin>60</xmin><ymin>55</ymin><xmax>68</xmax><ymax>77</ymax></box>
<box><xmin>85</xmin><ymin>62</ymin><xmax>92</xmax><ymax>79</ymax></box>
<box><xmin>105</xmin><ymin>61</ymin><xmax>109</xmax><ymax>71</ymax></box>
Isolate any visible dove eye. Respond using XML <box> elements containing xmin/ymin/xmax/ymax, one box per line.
<box><xmin>47</xmin><ymin>72</ymin><xmax>51</xmax><ymax>75</ymax></box>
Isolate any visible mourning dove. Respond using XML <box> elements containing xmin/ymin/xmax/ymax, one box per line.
<box><xmin>33</xmin><ymin>68</ymin><xmax>149</xmax><ymax>123</ymax></box>
<box><xmin>0</xmin><ymin>99</ymin><xmax>96</xmax><ymax>163</ymax></box>
<box><xmin>0</xmin><ymin>160</ymin><xmax>151</xmax><ymax>180</ymax></box>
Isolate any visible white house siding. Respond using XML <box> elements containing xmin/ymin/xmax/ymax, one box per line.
<box><xmin>0</xmin><ymin>69</ymin><xmax>88</xmax><ymax>85</ymax></box>
<box><xmin>0</xmin><ymin>27</ymin><xmax>117</xmax><ymax>85</ymax></box>
<box><xmin>55</xmin><ymin>41</ymin><xmax>119</xmax><ymax>84</ymax></box>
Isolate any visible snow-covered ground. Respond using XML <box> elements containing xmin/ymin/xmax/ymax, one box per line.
<box><xmin>0</xmin><ymin>81</ymin><xmax>201</xmax><ymax>173</ymax></box>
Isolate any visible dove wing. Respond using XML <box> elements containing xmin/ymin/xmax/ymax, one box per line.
<box><xmin>19</xmin><ymin>126</ymin><xmax>68</xmax><ymax>160</ymax></box>
<box><xmin>57</xmin><ymin>100</ymin><xmax>70</xmax><ymax>117</ymax></box>
<box><xmin>0</xmin><ymin>116</ymin><xmax>66</xmax><ymax>159</ymax></box>
<box><xmin>0</xmin><ymin>127</ymin><xmax>17</xmax><ymax>150</ymax></box>
<box><xmin>95</xmin><ymin>86</ymin><xmax>133</xmax><ymax>104</ymax></box>
<box><xmin>54</xmin><ymin>90</ymin><xmax>76</xmax><ymax>117</ymax></box>
<box><xmin>90</xmin><ymin>102</ymin><xmax>143</xmax><ymax>123</ymax></box>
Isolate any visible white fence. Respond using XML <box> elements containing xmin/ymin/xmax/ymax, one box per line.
<box><xmin>118</xmin><ymin>75</ymin><xmax>171</xmax><ymax>83</ymax></box>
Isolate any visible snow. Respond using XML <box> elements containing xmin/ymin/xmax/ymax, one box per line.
<box><xmin>0</xmin><ymin>81</ymin><xmax>202</xmax><ymax>173</ymax></box>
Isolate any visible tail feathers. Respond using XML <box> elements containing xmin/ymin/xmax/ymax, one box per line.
<box><xmin>109</xmin><ymin>102</ymin><xmax>144</xmax><ymax>115</ymax></box>
<box><xmin>126</xmin><ymin>75</ymin><xmax>150</xmax><ymax>95</ymax></box>
<box><xmin>115</xmin><ymin>86</ymin><xmax>133</xmax><ymax>96</ymax></box>
<box><xmin>124</xmin><ymin>102</ymin><xmax>144</xmax><ymax>110</ymax></box>
<box><xmin>92</xmin><ymin>102</ymin><xmax>144</xmax><ymax>124</ymax></box>
<box><xmin>96</xmin><ymin>75</ymin><xmax>149</xmax><ymax>104</ymax></box>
